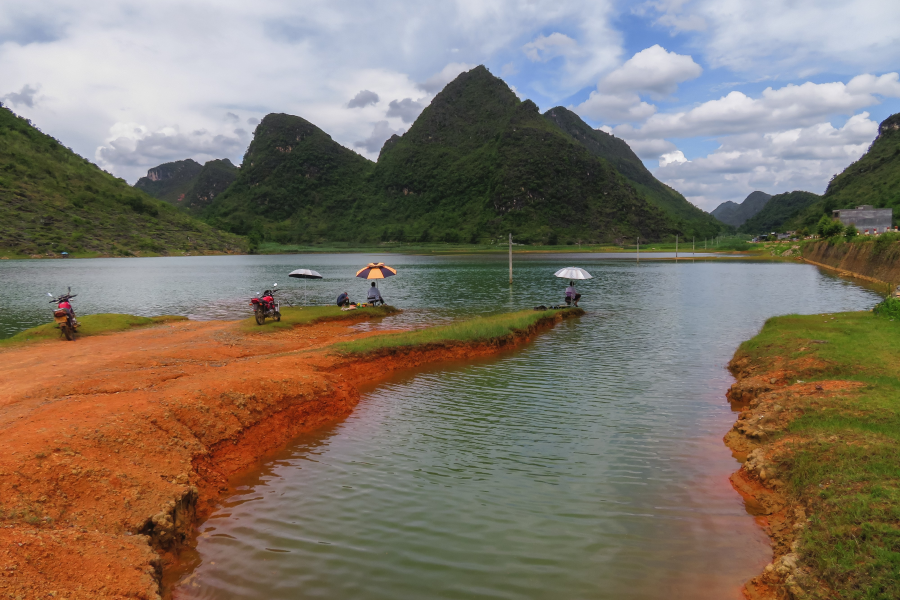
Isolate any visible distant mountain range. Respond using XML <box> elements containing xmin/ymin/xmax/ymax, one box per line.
<box><xmin>710</xmin><ymin>191</ymin><xmax>772</xmax><ymax>227</ymax></box>
<box><xmin>135</xmin><ymin>158</ymin><xmax>238</xmax><ymax>212</ymax></box>
<box><xmin>142</xmin><ymin>66</ymin><xmax>725</xmax><ymax>245</ymax></box>
<box><xmin>0</xmin><ymin>105</ymin><xmax>246</xmax><ymax>257</ymax></box>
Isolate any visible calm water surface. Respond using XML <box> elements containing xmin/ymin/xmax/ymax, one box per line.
<box><xmin>0</xmin><ymin>255</ymin><xmax>880</xmax><ymax>599</ymax></box>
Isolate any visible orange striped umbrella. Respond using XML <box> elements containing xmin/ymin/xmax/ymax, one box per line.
<box><xmin>355</xmin><ymin>262</ymin><xmax>397</xmax><ymax>280</ymax></box>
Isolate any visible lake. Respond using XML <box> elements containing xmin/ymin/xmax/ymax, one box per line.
<box><xmin>0</xmin><ymin>254</ymin><xmax>879</xmax><ymax>599</ymax></box>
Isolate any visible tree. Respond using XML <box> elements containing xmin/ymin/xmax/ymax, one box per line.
<box><xmin>844</xmin><ymin>224</ymin><xmax>858</xmax><ymax>240</ymax></box>
<box><xmin>817</xmin><ymin>215</ymin><xmax>844</xmax><ymax>238</ymax></box>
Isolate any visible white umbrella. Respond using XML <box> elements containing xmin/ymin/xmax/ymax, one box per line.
<box><xmin>554</xmin><ymin>267</ymin><xmax>592</xmax><ymax>307</ymax></box>
<box><xmin>289</xmin><ymin>269</ymin><xmax>323</xmax><ymax>305</ymax></box>
<box><xmin>554</xmin><ymin>267</ymin><xmax>592</xmax><ymax>280</ymax></box>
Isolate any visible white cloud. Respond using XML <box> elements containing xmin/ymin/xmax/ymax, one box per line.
<box><xmin>616</xmin><ymin>73</ymin><xmax>900</xmax><ymax>140</ymax></box>
<box><xmin>598</xmin><ymin>45</ymin><xmax>702</xmax><ymax>98</ymax></box>
<box><xmin>651</xmin><ymin>113</ymin><xmax>879</xmax><ymax>210</ymax></box>
<box><xmin>0</xmin><ymin>1</ymin><xmax>627</xmax><ymax>180</ymax></box>
<box><xmin>574</xmin><ymin>45</ymin><xmax>701</xmax><ymax>124</ymax></box>
<box><xmin>659</xmin><ymin>150</ymin><xmax>687</xmax><ymax>167</ymax></box>
<box><xmin>680</xmin><ymin>0</ymin><xmax>900</xmax><ymax>75</ymax></box>
<box><xmin>354</xmin><ymin>120</ymin><xmax>404</xmax><ymax>154</ymax></box>
<box><xmin>96</xmin><ymin>122</ymin><xmax>251</xmax><ymax>169</ymax></box>
<box><xmin>522</xmin><ymin>32</ymin><xmax>578</xmax><ymax>62</ymax></box>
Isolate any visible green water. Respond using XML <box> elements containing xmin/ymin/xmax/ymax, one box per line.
<box><xmin>167</xmin><ymin>256</ymin><xmax>874</xmax><ymax>599</ymax></box>
<box><xmin>0</xmin><ymin>255</ymin><xmax>879</xmax><ymax>599</ymax></box>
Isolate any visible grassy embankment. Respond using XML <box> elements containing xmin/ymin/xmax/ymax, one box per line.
<box><xmin>0</xmin><ymin>314</ymin><xmax>187</xmax><ymax>346</ymax></box>
<box><xmin>735</xmin><ymin>304</ymin><xmax>900</xmax><ymax>598</ymax></box>
<box><xmin>335</xmin><ymin>307</ymin><xmax>583</xmax><ymax>355</ymax></box>
<box><xmin>239</xmin><ymin>305</ymin><xmax>399</xmax><ymax>333</ymax></box>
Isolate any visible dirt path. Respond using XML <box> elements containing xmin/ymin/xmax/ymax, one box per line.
<box><xmin>0</xmin><ymin>311</ymin><xmax>572</xmax><ymax>599</ymax></box>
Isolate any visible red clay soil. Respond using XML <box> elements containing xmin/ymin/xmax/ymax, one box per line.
<box><xmin>724</xmin><ymin>352</ymin><xmax>864</xmax><ymax>600</ymax></box>
<box><xmin>0</xmin><ymin>310</ymin><xmax>575</xmax><ymax>599</ymax></box>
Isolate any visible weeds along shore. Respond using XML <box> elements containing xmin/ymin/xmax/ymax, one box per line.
<box><xmin>724</xmin><ymin>302</ymin><xmax>900</xmax><ymax>600</ymax></box>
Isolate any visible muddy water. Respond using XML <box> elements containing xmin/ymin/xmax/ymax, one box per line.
<box><xmin>157</xmin><ymin>257</ymin><xmax>877</xmax><ymax>600</ymax></box>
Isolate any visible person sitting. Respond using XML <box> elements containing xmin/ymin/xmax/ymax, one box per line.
<box><xmin>336</xmin><ymin>291</ymin><xmax>351</xmax><ymax>307</ymax></box>
<box><xmin>565</xmin><ymin>281</ymin><xmax>581</xmax><ymax>307</ymax></box>
<box><xmin>367</xmin><ymin>282</ymin><xmax>385</xmax><ymax>305</ymax></box>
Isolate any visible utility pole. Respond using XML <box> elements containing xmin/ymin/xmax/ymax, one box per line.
<box><xmin>508</xmin><ymin>233</ymin><xmax>513</xmax><ymax>284</ymax></box>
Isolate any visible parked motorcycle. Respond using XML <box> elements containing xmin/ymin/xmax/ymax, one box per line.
<box><xmin>47</xmin><ymin>288</ymin><xmax>79</xmax><ymax>341</ymax></box>
<box><xmin>250</xmin><ymin>284</ymin><xmax>281</xmax><ymax>325</ymax></box>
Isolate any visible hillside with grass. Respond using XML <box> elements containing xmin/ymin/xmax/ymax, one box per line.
<box><xmin>542</xmin><ymin>106</ymin><xmax>723</xmax><ymax>238</ymax></box>
<box><xmin>136</xmin><ymin>158</ymin><xmax>238</xmax><ymax>212</ymax></box>
<box><xmin>783</xmin><ymin>113</ymin><xmax>900</xmax><ymax>231</ymax></box>
<box><xmin>202</xmin><ymin>112</ymin><xmax>376</xmax><ymax>244</ymax></box>
<box><xmin>0</xmin><ymin>105</ymin><xmax>247</xmax><ymax>257</ymax></box>
<box><xmin>202</xmin><ymin>66</ymin><xmax>723</xmax><ymax>245</ymax></box>
<box><xmin>738</xmin><ymin>191</ymin><xmax>821</xmax><ymax>234</ymax></box>
<box><xmin>711</xmin><ymin>191</ymin><xmax>772</xmax><ymax>227</ymax></box>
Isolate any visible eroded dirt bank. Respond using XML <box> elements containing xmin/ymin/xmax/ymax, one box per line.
<box><xmin>801</xmin><ymin>239</ymin><xmax>900</xmax><ymax>285</ymax></box>
<box><xmin>0</xmin><ymin>309</ymin><xmax>578</xmax><ymax>599</ymax></box>
<box><xmin>724</xmin><ymin>339</ymin><xmax>865</xmax><ymax>600</ymax></box>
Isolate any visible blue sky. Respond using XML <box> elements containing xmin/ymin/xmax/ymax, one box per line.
<box><xmin>2</xmin><ymin>0</ymin><xmax>899</xmax><ymax>210</ymax></box>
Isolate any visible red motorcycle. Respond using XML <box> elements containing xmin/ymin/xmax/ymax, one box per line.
<box><xmin>47</xmin><ymin>288</ymin><xmax>79</xmax><ymax>341</ymax></box>
<box><xmin>250</xmin><ymin>285</ymin><xmax>281</xmax><ymax>325</ymax></box>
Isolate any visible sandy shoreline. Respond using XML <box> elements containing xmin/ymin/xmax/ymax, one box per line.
<box><xmin>0</xmin><ymin>309</ymin><xmax>577</xmax><ymax>599</ymax></box>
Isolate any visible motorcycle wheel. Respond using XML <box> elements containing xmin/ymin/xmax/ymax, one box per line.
<box><xmin>255</xmin><ymin>310</ymin><xmax>265</xmax><ymax>325</ymax></box>
<box><xmin>274</xmin><ymin>311</ymin><xmax>281</xmax><ymax>322</ymax></box>
<box><xmin>62</xmin><ymin>325</ymin><xmax>74</xmax><ymax>341</ymax></box>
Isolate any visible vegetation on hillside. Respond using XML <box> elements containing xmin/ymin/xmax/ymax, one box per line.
<box><xmin>0</xmin><ymin>106</ymin><xmax>247</xmax><ymax>257</ymax></box>
<box><xmin>711</xmin><ymin>191</ymin><xmax>772</xmax><ymax>227</ymax></box>
<box><xmin>202</xmin><ymin>66</ymin><xmax>724</xmax><ymax>246</ymax></box>
<box><xmin>543</xmin><ymin>106</ymin><xmax>723</xmax><ymax>238</ymax></box>
<box><xmin>135</xmin><ymin>158</ymin><xmax>238</xmax><ymax>212</ymax></box>
<box><xmin>739</xmin><ymin>191</ymin><xmax>821</xmax><ymax>234</ymax></box>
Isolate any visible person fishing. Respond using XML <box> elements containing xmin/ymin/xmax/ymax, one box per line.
<box><xmin>367</xmin><ymin>282</ymin><xmax>385</xmax><ymax>305</ymax></box>
<box><xmin>336</xmin><ymin>291</ymin><xmax>351</xmax><ymax>307</ymax></box>
<box><xmin>565</xmin><ymin>281</ymin><xmax>581</xmax><ymax>307</ymax></box>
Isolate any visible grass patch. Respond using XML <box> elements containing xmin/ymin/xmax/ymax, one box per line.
<box><xmin>737</xmin><ymin>311</ymin><xmax>900</xmax><ymax>598</ymax></box>
<box><xmin>0</xmin><ymin>313</ymin><xmax>186</xmax><ymax>346</ymax></box>
<box><xmin>334</xmin><ymin>308</ymin><xmax>582</xmax><ymax>355</ymax></box>
<box><xmin>238</xmin><ymin>304</ymin><xmax>399</xmax><ymax>334</ymax></box>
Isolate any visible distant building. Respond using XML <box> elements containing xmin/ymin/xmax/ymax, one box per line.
<box><xmin>833</xmin><ymin>205</ymin><xmax>893</xmax><ymax>233</ymax></box>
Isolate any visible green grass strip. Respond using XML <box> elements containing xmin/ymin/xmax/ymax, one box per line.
<box><xmin>0</xmin><ymin>313</ymin><xmax>187</xmax><ymax>346</ymax></box>
<box><xmin>334</xmin><ymin>308</ymin><xmax>581</xmax><ymax>355</ymax></box>
<box><xmin>238</xmin><ymin>304</ymin><xmax>399</xmax><ymax>334</ymax></box>
<box><xmin>736</xmin><ymin>310</ymin><xmax>900</xmax><ymax>599</ymax></box>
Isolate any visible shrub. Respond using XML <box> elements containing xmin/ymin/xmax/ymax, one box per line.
<box><xmin>844</xmin><ymin>224</ymin><xmax>858</xmax><ymax>240</ymax></box>
<box><xmin>873</xmin><ymin>296</ymin><xmax>900</xmax><ymax>319</ymax></box>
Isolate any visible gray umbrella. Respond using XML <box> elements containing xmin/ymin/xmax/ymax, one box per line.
<box><xmin>289</xmin><ymin>269</ymin><xmax>323</xmax><ymax>305</ymax></box>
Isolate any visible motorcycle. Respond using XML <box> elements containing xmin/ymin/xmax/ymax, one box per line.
<box><xmin>47</xmin><ymin>288</ymin><xmax>79</xmax><ymax>341</ymax></box>
<box><xmin>250</xmin><ymin>284</ymin><xmax>281</xmax><ymax>325</ymax></box>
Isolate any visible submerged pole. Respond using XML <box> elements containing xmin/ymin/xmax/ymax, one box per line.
<box><xmin>509</xmin><ymin>233</ymin><xmax>513</xmax><ymax>284</ymax></box>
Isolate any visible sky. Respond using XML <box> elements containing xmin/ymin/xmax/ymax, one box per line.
<box><xmin>2</xmin><ymin>0</ymin><xmax>899</xmax><ymax>211</ymax></box>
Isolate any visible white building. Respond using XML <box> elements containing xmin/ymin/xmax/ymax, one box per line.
<box><xmin>832</xmin><ymin>205</ymin><xmax>893</xmax><ymax>233</ymax></box>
